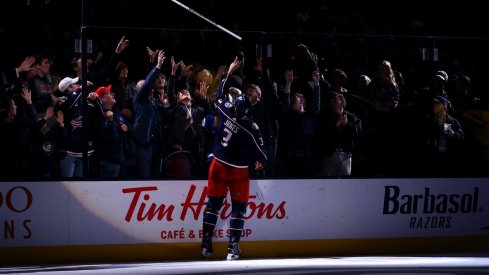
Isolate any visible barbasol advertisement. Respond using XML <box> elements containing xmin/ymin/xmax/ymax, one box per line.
<box><xmin>1</xmin><ymin>178</ymin><xmax>488</xmax><ymax>247</ymax></box>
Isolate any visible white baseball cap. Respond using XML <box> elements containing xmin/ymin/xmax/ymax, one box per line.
<box><xmin>58</xmin><ymin>77</ymin><xmax>79</xmax><ymax>92</ymax></box>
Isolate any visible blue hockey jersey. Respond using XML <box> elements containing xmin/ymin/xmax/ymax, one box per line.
<box><xmin>212</xmin><ymin>98</ymin><xmax>267</xmax><ymax>168</ymax></box>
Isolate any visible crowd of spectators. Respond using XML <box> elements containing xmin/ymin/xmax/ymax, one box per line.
<box><xmin>1</xmin><ymin>0</ymin><xmax>488</xmax><ymax>180</ymax></box>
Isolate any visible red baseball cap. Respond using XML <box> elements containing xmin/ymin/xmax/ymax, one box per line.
<box><xmin>95</xmin><ymin>84</ymin><xmax>112</xmax><ymax>98</ymax></box>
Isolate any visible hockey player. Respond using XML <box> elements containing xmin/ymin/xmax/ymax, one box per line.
<box><xmin>201</xmin><ymin>57</ymin><xmax>267</xmax><ymax>260</ymax></box>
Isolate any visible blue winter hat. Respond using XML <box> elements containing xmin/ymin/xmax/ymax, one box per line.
<box><xmin>433</xmin><ymin>95</ymin><xmax>448</xmax><ymax>105</ymax></box>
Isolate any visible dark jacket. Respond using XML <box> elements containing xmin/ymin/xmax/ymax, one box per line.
<box><xmin>131</xmin><ymin>66</ymin><xmax>160</xmax><ymax>146</ymax></box>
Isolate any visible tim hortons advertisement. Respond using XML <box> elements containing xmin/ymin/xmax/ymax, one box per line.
<box><xmin>0</xmin><ymin>178</ymin><xmax>488</xmax><ymax>247</ymax></box>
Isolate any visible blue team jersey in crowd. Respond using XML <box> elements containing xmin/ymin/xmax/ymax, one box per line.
<box><xmin>212</xmin><ymin>98</ymin><xmax>267</xmax><ymax>168</ymax></box>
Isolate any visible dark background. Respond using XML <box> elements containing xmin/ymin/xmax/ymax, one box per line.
<box><xmin>2</xmin><ymin>0</ymin><xmax>489</xmax><ymax>77</ymax></box>
<box><xmin>1</xmin><ymin>0</ymin><xmax>488</xmax><ymax>178</ymax></box>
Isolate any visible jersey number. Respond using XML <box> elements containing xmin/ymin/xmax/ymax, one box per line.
<box><xmin>221</xmin><ymin>128</ymin><xmax>233</xmax><ymax>147</ymax></box>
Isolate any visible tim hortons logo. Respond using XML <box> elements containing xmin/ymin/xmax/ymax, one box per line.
<box><xmin>122</xmin><ymin>184</ymin><xmax>287</xmax><ymax>222</ymax></box>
